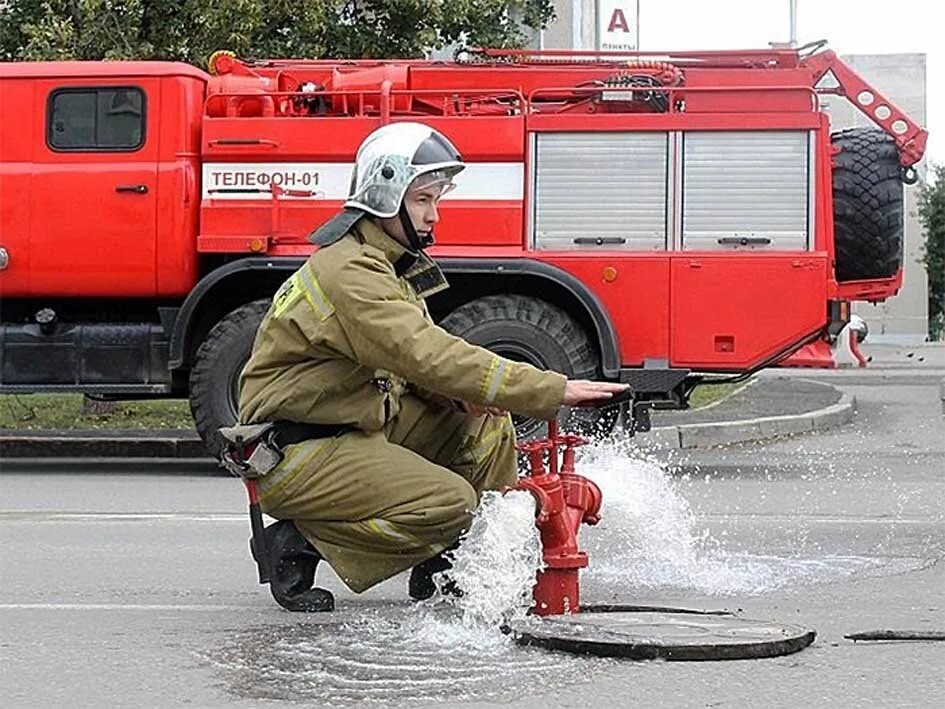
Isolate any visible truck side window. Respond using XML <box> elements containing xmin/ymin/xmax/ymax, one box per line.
<box><xmin>47</xmin><ymin>87</ymin><xmax>145</xmax><ymax>151</ymax></box>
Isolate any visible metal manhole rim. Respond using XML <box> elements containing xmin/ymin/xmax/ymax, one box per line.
<box><xmin>508</xmin><ymin>604</ymin><xmax>817</xmax><ymax>661</ymax></box>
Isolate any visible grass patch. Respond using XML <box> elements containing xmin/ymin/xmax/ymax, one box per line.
<box><xmin>0</xmin><ymin>394</ymin><xmax>195</xmax><ymax>430</ymax></box>
<box><xmin>0</xmin><ymin>380</ymin><xmax>749</xmax><ymax>430</ymax></box>
<box><xmin>686</xmin><ymin>381</ymin><xmax>745</xmax><ymax>409</ymax></box>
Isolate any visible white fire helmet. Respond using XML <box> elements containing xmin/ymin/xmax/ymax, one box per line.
<box><xmin>345</xmin><ymin>122</ymin><xmax>465</xmax><ymax>218</ymax></box>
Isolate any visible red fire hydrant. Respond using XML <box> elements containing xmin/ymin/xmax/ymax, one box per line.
<box><xmin>510</xmin><ymin>419</ymin><xmax>602</xmax><ymax>615</ymax></box>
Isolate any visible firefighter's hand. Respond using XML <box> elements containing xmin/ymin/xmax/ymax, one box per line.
<box><xmin>562</xmin><ymin>380</ymin><xmax>630</xmax><ymax>407</ymax></box>
<box><xmin>460</xmin><ymin>401</ymin><xmax>508</xmax><ymax>417</ymax></box>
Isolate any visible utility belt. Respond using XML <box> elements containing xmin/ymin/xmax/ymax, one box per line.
<box><xmin>220</xmin><ymin>420</ymin><xmax>352</xmax><ymax>479</ymax></box>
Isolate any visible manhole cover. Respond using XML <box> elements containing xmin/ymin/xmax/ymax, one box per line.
<box><xmin>509</xmin><ymin>605</ymin><xmax>816</xmax><ymax>661</ymax></box>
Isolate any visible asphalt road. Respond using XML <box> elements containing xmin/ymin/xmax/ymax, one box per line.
<box><xmin>2</xmin><ymin>366</ymin><xmax>943</xmax><ymax>708</ymax></box>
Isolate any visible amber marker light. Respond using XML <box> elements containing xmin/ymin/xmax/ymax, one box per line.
<box><xmin>249</xmin><ymin>238</ymin><xmax>266</xmax><ymax>252</ymax></box>
<box><xmin>602</xmin><ymin>266</ymin><xmax>618</xmax><ymax>283</ymax></box>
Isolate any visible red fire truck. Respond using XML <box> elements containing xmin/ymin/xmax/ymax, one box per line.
<box><xmin>0</xmin><ymin>42</ymin><xmax>927</xmax><ymax>455</ymax></box>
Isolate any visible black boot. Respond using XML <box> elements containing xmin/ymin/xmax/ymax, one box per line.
<box><xmin>408</xmin><ymin>548</ymin><xmax>462</xmax><ymax>601</ymax></box>
<box><xmin>254</xmin><ymin>520</ymin><xmax>334</xmax><ymax>612</ymax></box>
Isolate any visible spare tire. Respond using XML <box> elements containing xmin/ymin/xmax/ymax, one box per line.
<box><xmin>832</xmin><ymin>128</ymin><xmax>904</xmax><ymax>282</ymax></box>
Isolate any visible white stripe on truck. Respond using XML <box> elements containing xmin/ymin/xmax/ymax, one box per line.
<box><xmin>202</xmin><ymin>162</ymin><xmax>523</xmax><ymax>201</ymax></box>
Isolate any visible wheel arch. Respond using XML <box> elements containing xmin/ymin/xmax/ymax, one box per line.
<box><xmin>169</xmin><ymin>256</ymin><xmax>622</xmax><ymax>379</ymax></box>
<box><xmin>168</xmin><ymin>258</ymin><xmax>304</xmax><ymax>372</ymax></box>
<box><xmin>431</xmin><ymin>259</ymin><xmax>621</xmax><ymax>378</ymax></box>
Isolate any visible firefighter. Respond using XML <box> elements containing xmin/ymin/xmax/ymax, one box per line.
<box><xmin>237</xmin><ymin>122</ymin><xmax>626</xmax><ymax>612</ymax></box>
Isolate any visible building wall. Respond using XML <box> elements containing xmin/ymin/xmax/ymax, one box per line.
<box><xmin>544</xmin><ymin>0</ymin><xmax>596</xmax><ymax>50</ymax></box>
<box><xmin>543</xmin><ymin>0</ymin><xmax>573</xmax><ymax>49</ymax></box>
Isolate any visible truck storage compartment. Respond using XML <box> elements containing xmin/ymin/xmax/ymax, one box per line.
<box><xmin>532</xmin><ymin>131</ymin><xmax>669</xmax><ymax>251</ymax></box>
<box><xmin>681</xmin><ymin>131</ymin><xmax>811</xmax><ymax>251</ymax></box>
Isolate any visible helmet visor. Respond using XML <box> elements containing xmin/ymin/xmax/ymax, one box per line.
<box><xmin>407</xmin><ymin>167</ymin><xmax>463</xmax><ymax>198</ymax></box>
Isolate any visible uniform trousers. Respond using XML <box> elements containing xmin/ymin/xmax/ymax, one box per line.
<box><xmin>257</xmin><ymin>394</ymin><xmax>517</xmax><ymax>592</ymax></box>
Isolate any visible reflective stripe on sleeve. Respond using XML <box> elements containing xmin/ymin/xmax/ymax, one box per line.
<box><xmin>297</xmin><ymin>264</ymin><xmax>335</xmax><ymax>320</ymax></box>
<box><xmin>481</xmin><ymin>357</ymin><xmax>510</xmax><ymax>405</ymax></box>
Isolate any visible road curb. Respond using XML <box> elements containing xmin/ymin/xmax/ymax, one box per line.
<box><xmin>940</xmin><ymin>378</ymin><xmax>945</xmax><ymax>415</ymax></box>
<box><xmin>648</xmin><ymin>390</ymin><xmax>856</xmax><ymax>449</ymax></box>
<box><xmin>0</xmin><ymin>433</ymin><xmax>208</xmax><ymax>459</ymax></box>
<box><xmin>0</xmin><ymin>388</ymin><xmax>857</xmax><ymax>458</ymax></box>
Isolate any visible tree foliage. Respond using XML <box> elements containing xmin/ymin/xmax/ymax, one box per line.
<box><xmin>0</xmin><ymin>1</ymin><xmax>556</xmax><ymax>64</ymax></box>
<box><xmin>917</xmin><ymin>164</ymin><xmax>945</xmax><ymax>340</ymax></box>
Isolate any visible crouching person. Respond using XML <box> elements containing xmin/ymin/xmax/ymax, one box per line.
<box><xmin>232</xmin><ymin>123</ymin><xmax>626</xmax><ymax>611</ymax></box>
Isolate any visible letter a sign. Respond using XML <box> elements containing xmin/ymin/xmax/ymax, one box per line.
<box><xmin>598</xmin><ymin>0</ymin><xmax>639</xmax><ymax>52</ymax></box>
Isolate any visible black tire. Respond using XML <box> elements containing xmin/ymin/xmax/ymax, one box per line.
<box><xmin>189</xmin><ymin>300</ymin><xmax>270</xmax><ymax>458</ymax></box>
<box><xmin>832</xmin><ymin>128</ymin><xmax>904</xmax><ymax>282</ymax></box>
<box><xmin>440</xmin><ymin>294</ymin><xmax>618</xmax><ymax>438</ymax></box>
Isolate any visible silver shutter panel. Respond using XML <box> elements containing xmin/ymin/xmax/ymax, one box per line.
<box><xmin>533</xmin><ymin>132</ymin><xmax>668</xmax><ymax>250</ymax></box>
<box><xmin>681</xmin><ymin>131</ymin><xmax>810</xmax><ymax>251</ymax></box>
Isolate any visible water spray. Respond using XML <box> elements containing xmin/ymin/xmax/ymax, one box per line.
<box><xmin>503</xmin><ymin>407</ymin><xmax>818</xmax><ymax>661</ymax></box>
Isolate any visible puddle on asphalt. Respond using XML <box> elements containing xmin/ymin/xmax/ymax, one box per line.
<box><xmin>203</xmin><ymin>441</ymin><xmax>932</xmax><ymax>704</ymax></box>
<box><xmin>206</xmin><ymin>613</ymin><xmax>606</xmax><ymax>705</ymax></box>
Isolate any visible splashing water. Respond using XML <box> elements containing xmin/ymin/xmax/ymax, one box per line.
<box><xmin>431</xmin><ymin>489</ymin><xmax>543</xmax><ymax>628</ymax></box>
<box><xmin>578</xmin><ymin>442</ymin><xmax>889</xmax><ymax>595</ymax></box>
<box><xmin>323</xmin><ymin>489</ymin><xmax>544</xmax><ymax>659</ymax></box>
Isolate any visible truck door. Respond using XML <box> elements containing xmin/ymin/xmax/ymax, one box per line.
<box><xmin>0</xmin><ymin>77</ymin><xmax>34</xmax><ymax>296</ymax></box>
<box><xmin>30</xmin><ymin>79</ymin><xmax>159</xmax><ymax>296</ymax></box>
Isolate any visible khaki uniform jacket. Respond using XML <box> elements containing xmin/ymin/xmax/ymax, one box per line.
<box><xmin>239</xmin><ymin>219</ymin><xmax>566</xmax><ymax>430</ymax></box>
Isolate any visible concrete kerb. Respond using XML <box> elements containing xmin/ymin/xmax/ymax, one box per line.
<box><xmin>0</xmin><ymin>433</ymin><xmax>208</xmax><ymax>459</ymax></box>
<box><xmin>0</xmin><ymin>384</ymin><xmax>858</xmax><ymax>458</ymax></box>
<box><xmin>940</xmin><ymin>378</ymin><xmax>945</xmax><ymax>415</ymax></box>
<box><xmin>647</xmin><ymin>390</ymin><xmax>856</xmax><ymax>450</ymax></box>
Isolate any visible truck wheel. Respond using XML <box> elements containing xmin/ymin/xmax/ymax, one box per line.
<box><xmin>189</xmin><ymin>300</ymin><xmax>269</xmax><ymax>458</ymax></box>
<box><xmin>440</xmin><ymin>295</ymin><xmax>618</xmax><ymax>438</ymax></box>
<box><xmin>832</xmin><ymin>128</ymin><xmax>904</xmax><ymax>282</ymax></box>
